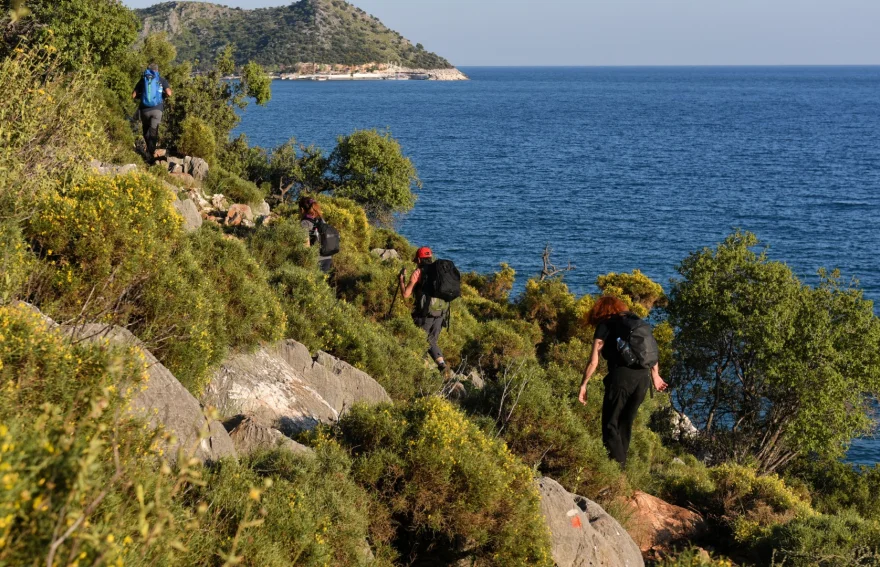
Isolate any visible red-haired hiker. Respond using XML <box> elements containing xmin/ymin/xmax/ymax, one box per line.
<box><xmin>399</xmin><ymin>246</ymin><xmax>450</xmax><ymax>377</ymax></box>
<box><xmin>299</xmin><ymin>196</ymin><xmax>333</xmax><ymax>273</ymax></box>
<box><xmin>578</xmin><ymin>296</ymin><xmax>667</xmax><ymax>467</ymax></box>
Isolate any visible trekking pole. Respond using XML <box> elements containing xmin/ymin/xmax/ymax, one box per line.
<box><xmin>386</xmin><ymin>267</ymin><xmax>406</xmax><ymax>320</ymax></box>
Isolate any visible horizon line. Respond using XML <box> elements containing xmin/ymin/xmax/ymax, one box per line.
<box><xmin>453</xmin><ymin>63</ymin><xmax>880</xmax><ymax>68</ymax></box>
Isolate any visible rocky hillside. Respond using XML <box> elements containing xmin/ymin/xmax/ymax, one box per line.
<box><xmin>137</xmin><ymin>0</ymin><xmax>455</xmax><ymax>70</ymax></box>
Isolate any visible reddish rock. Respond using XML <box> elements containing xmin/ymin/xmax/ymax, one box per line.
<box><xmin>625</xmin><ymin>491</ymin><xmax>706</xmax><ymax>555</ymax></box>
<box><xmin>224</xmin><ymin>204</ymin><xmax>254</xmax><ymax>227</ymax></box>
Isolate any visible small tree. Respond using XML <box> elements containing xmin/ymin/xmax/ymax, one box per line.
<box><xmin>328</xmin><ymin>129</ymin><xmax>420</xmax><ymax>222</ymax></box>
<box><xmin>667</xmin><ymin>231</ymin><xmax>880</xmax><ymax>472</ymax></box>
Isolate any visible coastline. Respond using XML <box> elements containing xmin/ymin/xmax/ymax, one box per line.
<box><xmin>266</xmin><ymin>67</ymin><xmax>469</xmax><ymax>82</ymax></box>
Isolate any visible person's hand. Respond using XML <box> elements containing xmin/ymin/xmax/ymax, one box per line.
<box><xmin>398</xmin><ymin>270</ymin><xmax>407</xmax><ymax>286</ymax></box>
<box><xmin>653</xmin><ymin>375</ymin><xmax>668</xmax><ymax>392</ymax></box>
<box><xmin>578</xmin><ymin>383</ymin><xmax>588</xmax><ymax>405</ymax></box>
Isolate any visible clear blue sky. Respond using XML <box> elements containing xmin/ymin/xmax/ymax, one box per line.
<box><xmin>123</xmin><ymin>0</ymin><xmax>880</xmax><ymax>66</ymax></box>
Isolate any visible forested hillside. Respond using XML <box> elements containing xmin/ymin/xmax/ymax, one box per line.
<box><xmin>137</xmin><ymin>0</ymin><xmax>454</xmax><ymax>70</ymax></box>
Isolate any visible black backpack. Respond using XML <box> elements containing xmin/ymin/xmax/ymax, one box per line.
<box><xmin>311</xmin><ymin>218</ymin><xmax>340</xmax><ymax>256</ymax></box>
<box><xmin>421</xmin><ymin>259</ymin><xmax>461</xmax><ymax>302</ymax></box>
<box><xmin>614</xmin><ymin>313</ymin><xmax>659</xmax><ymax>369</ymax></box>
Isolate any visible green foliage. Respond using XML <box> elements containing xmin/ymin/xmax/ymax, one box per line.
<box><xmin>596</xmin><ymin>269</ymin><xmax>665</xmax><ymax>317</ymax></box>
<box><xmin>0</xmin><ymin>303</ymin><xmax>196</xmax><ymax>566</ymax></box>
<box><xmin>177</xmin><ymin>116</ymin><xmax>218</xmax><ymax>164</ymax></box>
<box><xmin>329</xmin><ymin>129</ymin><xmax>420</xmax><ymax>219</ymax></box>
<box><xmin>763</xmin><ymin>511</ymin><xmax>880</xmax><ymax>567</ymax></box>
<box><xmin>335</xmin><ymin>398</ymin><xmax>554</xmax><ymax>566</ymax></box>
<box><xmin>160</xmin><ymin>46</ymin><xmax>273</xmax><ymax>154</ymax></box>
<box><xmin>0</xmin><ymin>47</ymin><xmax>108</xmax><ymax>208</ymax></box>
<box><xmin>788</xmin><ymin>458</ymin><xmax>880</xmax><ymax>522</ymax></box>
<box><xmin>667</xmin><ymin>231</ymin><xmax>880</xmax><ymax>471</ymax></box>
<box><xmin>191</xmin><ymin>446</ymin><xmax>389</xmax><ymax>567</ymax></box>
<box><xmin>5</xmin><ymin>0</ymin><xmax>138</xmax><ymax>71</ymax></box>
<box><xmin>134</xmin><ymin>0</ymin><xmax>454</xmax><ymax>70</ymax></box>
<box><xmin>205</xmin><ymin>166</ymin><xmax>267</xmax><ymax>206</ymax></box>
<box><xmin>465</xmin><ymin>263</ymin><xmax>517</xmax><ymax>304</ymax></box>
<box><xmin>518</xmin><ymin>278</ymin><xmax>578</xmax><ymax>346</ymax></box>
<box><xmin>28</xmin><ymin>173</ymin><xmax>180</xmax><ymax>320</ymax></box>
<box><xmin>656</xmin><ymin>548</ymin><xmax>735</xmax><ymax>567</ymax></box>
<box><xmin>463</xmin><ymin>363</ymin><xmax>625</xmax><ymax>500</ymax></box>
<box><xmin>186</xmin><ymin>225</ymin><xmax>286</xmax><ymax>348</ymax></box>
<box><xmin>0</xmin><ymin>220</ymin><xmax>34</xmax><ymax>304</ymax></box>
<box><xmin>240</xmin><ymin>60</ymin><xmax>272</xmax><ymax>105</ymax></box>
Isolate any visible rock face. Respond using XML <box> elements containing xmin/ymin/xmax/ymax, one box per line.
<box><xmin>225</xmin><ymin>203</ymin><xmax>254</xmax><ymax>227</ymax></box>
<box><xmin>172</xmin><ymin>198</ymin><xmax>203</xmax><ymax>232</ymax></box>
<box><xmin>625</xmin><ymin>491</ymin><xmax>707</xmax><ymax>556</ymax></box>
<box><xmin>253</xmin><ymin>200</ymin><xmax>271</xmax><ymax>217</ymax></box>
<box><xmin>370</xmin><ymin>248</ymin><xmax>400</xmax><ymax>261</ymax></box>
<box><xmin>90</xmin><ymin>160</ymin><xmax>138</xmax><ymax>176</ymax></box>
<box><xmin>225</xmin><ymin>415</ymin><xmax>313</xmax><ymax>457</ymax></box>
<box><xmin>65</xmin><ymin>324</ymin><xmax>236</xmax><ymax>464</ymax></box>
<box><xmin>537</xmin><ymin>477</ymin><xmax>643</xmax><ymax>567</ymax></box>
<box><xmin>202</xmin><ymin>340</ymin><xmax>391</xmax><ymax>435</ymax></box>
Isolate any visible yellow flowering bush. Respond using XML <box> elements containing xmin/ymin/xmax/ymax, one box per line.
<box><xmin>29</xmin><ymin>172</ymin><xmax>180</xmax><ymax>318</ymax></box>
<box><xmin>337</xmin><ymin>397</ymin><xmax>554</xmax><ymax>566</ymax></box>
<box><xmin>0</xmin><ymin>221</ymin><xmax>34</xmax><ymax>305</ymax></box>
<box><xmin>0</xmin><ymin>46</ymin><xmax>109</xmax><ymax>207</ymax></box>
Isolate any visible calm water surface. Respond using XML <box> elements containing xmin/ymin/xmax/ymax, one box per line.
<box><xmin>236</xmin><ymin>67</ymin><xmax>880</xmax><ymax>464</ymax></box>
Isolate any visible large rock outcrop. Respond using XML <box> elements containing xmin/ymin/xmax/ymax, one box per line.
<box><xmin>225</xmin><ymin>415</ymin><xmax>313</xmax><ymax>457</ymax></box>
<box><xmin>202</xmin><ymin>340</ymin><xmax>391</xmax><ymax>435</ymax></box>
<box><xmin>65</xmin><ymin>324</ymin><xmax>237</xmax><ymax>464</ymax></box>
<box><xmin>625</xmin><ymin>490</ymin><xmax>707</xmax><ymax>557</ymax></box>
<box><xmin>537</xmin><ymin>477</ymin><xmax>643</xmax><ymax>567</ymax></box>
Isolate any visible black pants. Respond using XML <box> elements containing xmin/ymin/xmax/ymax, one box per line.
<box><xmin>414</xmin><ymin>314</ymin><xmax>444</xmax><ymax>364</ymax></box>
<box><xmin>602</xmin><ymin>367</ymin><xmax>650</xmax><ymax>467</ymax></box>
<box><xmin>318</xmin><ymin>258</ymin><xmax>333</xmax><ymax>273</ymax></box>
<box><xmin>140</xmin><ymin>108</ymin><xmax>163</xmax><ymax>156</ymax></box>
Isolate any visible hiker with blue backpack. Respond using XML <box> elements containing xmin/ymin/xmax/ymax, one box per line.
<box><xmin>578</xmin><ymin>296</ymin><xmax>668</xmax><ymax>467</ymax></box>
<box><xmin>132</xmin><ymin>63</ymin><xmax>172</xmax><ymax>161</ymax></box>
<box><xmin>399</xmin><ymin>247</ymin><xmax>461</xmax><ymax>378</ymax></box>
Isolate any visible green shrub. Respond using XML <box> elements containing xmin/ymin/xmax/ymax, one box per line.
<box><xmin>518</xmin><ymin>278</ymin><xmax>578</xmax><ymax>347</ymax></box>
<box><xmin>247</xmin><ymin>217</ymin><xmax>317</xmax><ymax>272</ymax></box>
<box><xmin>464</xmin><ymin>263</ymin><xmax>517</xmax><ymax>304</ymax></box>
<box><xmin>177</xmin><ymin>115</ymin><xmax>218</xmax><ymax>164</ymax></box>
<box><xmin>0</xmin><ymin>47</ymin><xmax>109</xmax><ymax>208</ymax></box>
<box><xmin>205</xmin><ymin>166</ymin><xmax>267</xmax><ymax>206</ymax></box>
<box><xmin>596</xmin><ymin>269</ymin><xmax>665</xmax><ymax>315</ymax></box>
<box><xmin>0</xmin><ymin>220</ymin><xmax>35</xmax><ymax>304</ymax></box>
<box><xmin>27</xmin><ymin>172</ymin><xmax>180</xmax><ymax>320</ymax></box>
<box><xmin>463</xmin><ymin>363</ymin><xmax>625</xmax><ymax>501</ymax></box>
<box><xmin>462</xmin><ymin>319</ymin><xmax>540</xmax><ymax>375</ymax></box>
<box><xmin>656</xmin><ymin>548</ymin><xmax>735</xmax><ymax>567</ymax></box>
<box><xmin>188</xmin><ymin>445</ymin><xmax>390</xmax><ymax>567</ymax></box>
<box><xmin>788</xmin><ymin>458</ymin><xmax>880</xmax><ymax>522</ymax></box>
<box><xmin>762</xmin><ymin>510</ymin><xmax>880</xmax><ymax>567</ymax></box>
<box><xmin>0</xmin><ymin>303</ymin><xmax>195</xmax><ymax>566</ymax></box>
<box><xmin>335</xmin><ymin>398</ymin><xmax>554</xmax><ymax>566</ymax></box>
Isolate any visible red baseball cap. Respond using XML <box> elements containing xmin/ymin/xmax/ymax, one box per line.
<box><xmin>414</xmin><ymin>246</ymin><xmax>433</xmax><ymax>261</ymax></box>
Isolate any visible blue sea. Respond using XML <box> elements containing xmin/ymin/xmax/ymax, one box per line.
<box><xmin>235</xmin><ymin>66</ymin><xmax>880</xmax><ymax>465</ymax></box>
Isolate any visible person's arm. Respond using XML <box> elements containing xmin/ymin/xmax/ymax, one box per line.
<box><xmin>301</xmin><ymin>219</ymin><xmax>312</xmax><ymax>248</ymax></box>
<box><xmin>578</xmin><ymin>338</ymin><xmax>604</xmax><ymax>405</ymax></box>
<box><xmin>651</xmin><ymin>363</ymin><xmax>668</xmax><ymax>392</ymax></box>
<box><xmin>399</xmin><ymin>268</ymin><xmax>420</xmax><ymax>299</ymax></box>
<box><xmin>163</xmin><ymin>79</ymin><xmax>172</xmax><ymax>98</ymax></box>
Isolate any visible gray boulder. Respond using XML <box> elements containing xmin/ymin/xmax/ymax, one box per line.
<box><xmin>202</xmin><ymin>340</ymin><xmax>391</xmax><ymax>434</ymax></box>
<box><xmin>253</xmin><ymin>200</ymin><xmax>271</xmax><ymax>217</ymax></box>
<box><xmin>370</xmin><ymin>248</ymin><xmax>400</xmax><ymax>261</ymax></box>
<box><xmin>64</xmin><ymin>324</ymin><xmax>236</xmax><ymax>464</ymax></box>
<box><xmin>187</xmin><ymin>157</ymin><xmax>210</xmax><ymax>181</ymax></box>
<box><xmin>225</xmin><ymin>415</ymin><xmax>313</xmax><ymax>457</ymax></box>
<box><xmin>172</xmin><ymin>198</ymin><xmax>203</xmax><ymax>232</ymax></box>
<box><xmin>537</xmin><ymin>477</ymin><xmax>643</xmax><ymax>567</ymax></box>
<box><xmin>89</xmin><ymin>160</ymin><xmax>138</xmax><ymax>176</ymax></box>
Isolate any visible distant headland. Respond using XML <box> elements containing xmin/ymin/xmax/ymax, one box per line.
<box><xmin>137</xmin><ymin>0</ymin><xmax>468</xmax><ymax>80</ymax></box>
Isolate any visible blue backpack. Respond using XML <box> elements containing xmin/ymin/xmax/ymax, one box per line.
<box><xmin>142</xmin><ymin>69</ymin><xmax>163</xmax><ymax>108</ymax></box>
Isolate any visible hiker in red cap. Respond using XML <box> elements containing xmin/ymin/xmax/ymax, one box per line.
<box><xmin>399</xmin><ymin>246</ymin><xmax>450</xmax><ymax>376</ymax></box>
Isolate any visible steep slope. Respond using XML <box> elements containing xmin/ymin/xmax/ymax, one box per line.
<box><xmin>137</xmin><ymin>0</ymin><xmax>454</xmax><ymax>70</ymax></box>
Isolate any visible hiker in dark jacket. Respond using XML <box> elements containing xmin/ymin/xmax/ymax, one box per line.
<box><xmin>578</xmin><ymin>296</ymin><xmax>667</xmax><ymax>467</ymax></box>
<box><xmin>399</xmin><ymin>246</ymin><xmax>449</xmax><ymax>376</ymax></box>
<box><xmin>132</xmin><ymin>63</ymin><xmax>172</xmax><ymax>160</ymax></box>
<box><xmin>299</xmin><ymin>196</ymin><xmax>333</xmax><ymax>273</ymax></box>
